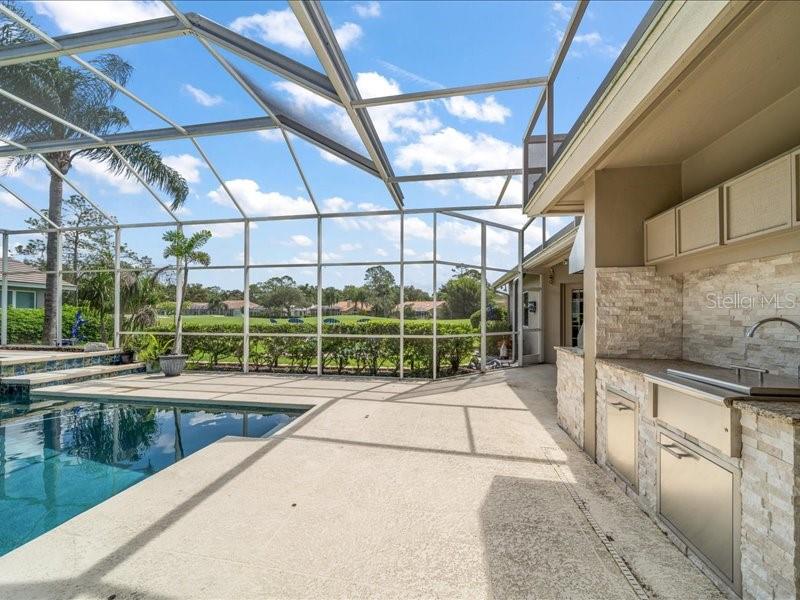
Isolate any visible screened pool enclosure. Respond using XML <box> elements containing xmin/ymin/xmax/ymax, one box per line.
<box><xmin>0</xmin><ymin>0</ymin><xmax>639</xmax><ymax>378</ymax></box>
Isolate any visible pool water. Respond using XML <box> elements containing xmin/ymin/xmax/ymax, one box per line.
<box><xmin>0</xmin><ymin>396</ymin><xmax>299</xmax><ymax>556</ymax></box>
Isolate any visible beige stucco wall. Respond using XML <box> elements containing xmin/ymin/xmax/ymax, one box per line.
<box><xmin>530</xmin><ymin>261</ymin><xmax>582</xmax><ymax>365</ymax></box>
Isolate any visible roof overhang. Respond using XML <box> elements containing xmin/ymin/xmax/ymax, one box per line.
<box><xmin>525</xmin><ymin>0</ymin><xmax>759</xmax><ymax>216</ymax></box>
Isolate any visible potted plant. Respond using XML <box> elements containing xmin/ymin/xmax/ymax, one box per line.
<box><xmin>159</xmin><ymin>229</ymin><xmax>212</xmax><ymax>376</ymax></box>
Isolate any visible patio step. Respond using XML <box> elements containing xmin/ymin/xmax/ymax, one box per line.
<box><xmin>0</xmin><ymin>362</ymin><xmax>145</xmax><ymax>397</ymax></box>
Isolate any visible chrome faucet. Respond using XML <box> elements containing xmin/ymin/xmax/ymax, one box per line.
<box><xmin>745</xmin><ymin>317</ymin><xmax>800</xmax><ymax>379</ymax></box>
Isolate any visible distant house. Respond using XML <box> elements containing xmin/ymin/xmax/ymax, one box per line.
<box><xmin>300</xmin><ymin>300</ymin><xmax>372</xmax><ymax>316</ymax></box>
<box><xmin>4</xmin><ymin>259</ymin><xmax>77</xmax><ymax>308</ymax></box>
<box><xmin>184</xmin><ymin>299</ymin><xmax>263</xmax><ymax>317</ymax></box>
<box><xmin>394</xmin><ymin>300</ymin><xmax>446</xmax><ymax>318</ymax></box>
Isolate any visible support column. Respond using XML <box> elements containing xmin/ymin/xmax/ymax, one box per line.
<box><xmin>517</xmin><ymin>230</ymin><xmax>524</xmax><ymax>366</ymax></box>
<box><xmin>113</xmin><ymin>227</ymin><xmax>121</xmax><ymax>349</ymax></box>
<box><xmin>316</xmin><ymin>217</ymin><xmax>322</xmax><ymax>376</ymax></box>
<box><xmin>1</xmin><ymin>232</ymin><xmax>7</xmax><ymax>346</ymax></box>
<box><xmin>243</xmin><ymin>221</ymin><xmax>250</xmax><ymax>373</ymax></box>
<box><xmin>480</xmin><ymin>223</ymin><xmax>487</xmax><ymax>372</ymax></box>
<box><xmin>174</xmin><ymin>224</ymin><xmax>183</xmax><ymax>355</ymax></box>
<box><xmin>55</xmin><ymin>230</ymin><xmax>63</xmax><ymax>346</ymax></box>
<box><xmin>399</xmin><ymin>213</ymin><xmax>405</xmax><ymax>379</ymax></box>
<box><xmin>546</xmin><ymin>82</ymin><xmax>554</xmax><ymax>171</ymax></box>
<box><xmin>432</xmin><ymin>213</ymin><xmax>437</xmax><ymax>380</ymax></box>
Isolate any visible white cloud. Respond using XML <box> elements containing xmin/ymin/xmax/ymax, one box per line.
<box><xmin>256</xmin><ymin>129</ymin><xmax>284</xmax><ymax>142</ymax></box>
<box><xmin>338</xmin><ymin>242</ymin><xmax>362</xmax><ymax>252</ymax></box>
<box><xmin>334</xmin><ymin>22</ymin><xmax>363</xmax><ymax>49</ymax></box>
<box><xmin>353</xmin><ymin>1</ymin><xmax>381</xmax><ymax>18</ymax></box>
<box><xmin>182</xmin><ymin>84</ymin><xmax>223</xmax><ymax>108</ymax></box>
<box><xmin>190</xmin><ymin>222</ymin><xmax>244</xmax><ymax>239</ymax></box>
<box><xmin>355</xmin><ymin>72</ymin><xmax>440</xmax><ymax>142</ymax></box>
<box><xmin>0</xmin><ymin>160</ymin><xmax>50</xmax><ymax>191</ymax></box>
<box><xmin>396</xmin><ymin>128</ymin><xmax>520</xmax><ymax>173</ymax></box>
<box><xmin>162</xmin><ymin>154</ymin><xmax>205</xmax><ymax>184</ymax></box>
<box><xmin>438</xmin><ymin>218</ymin><xmax>514</xmax><ymax>253</ymax></box>
<box><xmin>290</xmin><ymin>234</ymin><xmax>313</xmax><ymax>247</ymax></box>
<box><xmin>571</xmin><ymin>32</ymin><xmax>623</xmax><ymax>58</ymax></box>
<box><xmin>71</xmin><ymin>155</ymin><xmax>142</xmax><ymax>194</ymax></box>
<box><xmin>231</xmin><ymin>8</ymin><xmax>362</xmax><ymax>52</ymax></box>
<box><xmin>208</xmin><ymin>179</ymin><xmax>314</xmax><ymax>217</ymax></box>
<box><xmin>0</xmin><ymin>191</ymin><xmax>23</xmax><ymax>209</ymax></box>
<box><xmin>322</xmin><ymin>197</ymin><xmax>352</xmax><ymax>213</ymax></box>
<box><xmin>443</xmin><ymin>95</ymin><xmax>511</xmax><ymax>124</ymax></box>
<box><xmin>31</xmin><ymin>1</ymin><xmax>169</xmax><ymax>33</ymax></box>
<box><xmin>274</xmin><ymin>81</ymin><xmax>336</xmax><ymax>112</ymax></box>
<box><xmin>551</xmin><ymin>1</ymin><xmax>572</xmax><ymax>20</ymax></box>
<box><xmin>375</xmin><ymin>248</ymin><xmax>388</xmax><ymax>257</ymax></box>
<box><xmin>319</xmin><ymin>149</ymin><xmax>347</xmax><ymax>165</ymax></box>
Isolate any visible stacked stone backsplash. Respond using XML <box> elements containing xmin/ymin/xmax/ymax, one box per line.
<box><xmin>596</xmin><ymin>267</ymin><xmax>683</xmax><ymax>359</ymax></box>
<box><xmin>683</xmin><ymin>251</ymin><xmax>800</xmax><ymax>377</ymax></box>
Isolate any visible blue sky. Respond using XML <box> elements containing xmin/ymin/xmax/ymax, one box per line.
<box><xmin>1</xmin><ymin>0</ymin><xmax>651</xmax><ymax>290</ymax></box>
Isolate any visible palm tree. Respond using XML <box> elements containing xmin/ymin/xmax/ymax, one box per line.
<box><xmin>162</xmin><ymin>229</ymin><xmax>212</xmax><ymax>354</ymax></box>
<box><xmin>0</xmin><ymin>2</ymin><xmax>188</xmax><ymax>345</ymax></box>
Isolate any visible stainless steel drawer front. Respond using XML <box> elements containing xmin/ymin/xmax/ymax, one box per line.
<box><xmin>659</xmin><ymin>434</ymin><xmax>734</xmax><ymax>581</ymax></box>
<box><xmin>606</xmin><ymin>391</ymin><xmax>636</xmax><ymax>487</ymax></box>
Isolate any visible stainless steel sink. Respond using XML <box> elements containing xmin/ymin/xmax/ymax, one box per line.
<box><xmin>667</xmin><ymin>368</ymin><xmax>800</xmax><ymax>397</ymax></box>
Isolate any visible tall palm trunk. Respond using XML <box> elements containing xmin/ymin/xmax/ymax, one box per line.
<box><xmin>43</xmin><ymin>157</ymin><xmax>66</xmax><ymax>345</ymax></box>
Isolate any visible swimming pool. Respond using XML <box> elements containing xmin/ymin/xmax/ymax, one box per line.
<box><xmin>0</xmin><ymin>396</ymin><xmax>300</xmax><ymax>556</ymax></box>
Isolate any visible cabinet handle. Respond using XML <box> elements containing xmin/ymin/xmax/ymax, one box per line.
<box><xmin>608</xmin><ymin>401</ymin><xmax>632</xmax><ymax>411</ymax></box>
<box><xmin>660</xmin><ymin>442</ymin><xmax>694</xmax><ymax>460</ymax></box>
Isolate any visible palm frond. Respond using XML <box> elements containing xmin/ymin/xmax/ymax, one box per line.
<box><xmin>75</xmin><ymin>144</ymin><xmax>189</xmax><ymax>208</ymax></box>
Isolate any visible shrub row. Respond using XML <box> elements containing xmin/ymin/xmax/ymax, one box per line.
<box><xmin>146</xmin><ymin>320</ymin><xmax>512</xmax><ymax>377</ymax></box>
<box><xmin>6</xmin><ymin>305</ymin><xmax>112</xmax><ymax>345</ymax></box>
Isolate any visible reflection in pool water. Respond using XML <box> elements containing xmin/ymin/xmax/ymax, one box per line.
<box><xmin>0</xmin><ymin>397</ymin><xmax>300</xmax><ymax>555</ymax></box>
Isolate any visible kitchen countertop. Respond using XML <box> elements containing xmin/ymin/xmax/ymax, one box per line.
<box><xmin>596</xmin><ymin>357</ymin><xmax>800</xmax><ymax>422</ymax></box>
<box><xmin>555</xmin><ymin>346</ymin><xmax>584</xmax><ymax>357</ymax></box>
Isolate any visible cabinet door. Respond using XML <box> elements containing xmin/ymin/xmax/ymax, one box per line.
<box><xmin>659</xmin><ymin>434</ymin><xmax>734</xmax><ymax>582</ymax></box>
<box><xmin>677</xmin><ymin>188</ymin><xmax>722</xmax><ymax>255</ymax></box>
<box><xmin>793</xmin><ymin>150</ymin><xmax>799</xmax><ymax>228</ymax></box>
<box><xmin>723</xmin><ymin>154</ymin><xmax>793</xmax><ymax>243</ymax></box>
<box><xmin>644</xmin><ymin>209</ymin><xmax>676</xmax><ymax>264</ymax></box>
<box><xmin>606</xmin><ymin>391</ymin><xmax>636</xmax><ymax>487</ymax></box>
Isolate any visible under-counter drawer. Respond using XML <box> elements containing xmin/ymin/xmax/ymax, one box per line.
<box><xmin>650</xmin><ymin>383</ymin><xmax>739</xmax><ymax>457</ymax></box>
<box><xmin>606</xmin><ymin>389</ymin><xmax>637</xmax><ymax>488</ymax></box>
<box><xmin>658</xmin><ymin>432</ymin><xmax>740</xmax><ymax>591</ymax></box>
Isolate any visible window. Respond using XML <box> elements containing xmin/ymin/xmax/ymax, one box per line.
<box><xmin>14</xmin><ymin>291</ymin><xmax>36</xmax><ymax>309</ymax></box>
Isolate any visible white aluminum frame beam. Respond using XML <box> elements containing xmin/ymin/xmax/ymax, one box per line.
<box><xmin>291</xmin><ymin>0</ymin><xmax>404</xmax><ymax>210</ymax></box>
<box><xmin>351</xmin><ymin>76</ymin><xmax>547</xmax><ymax>108</ymax></box>
<box><xmin>0</xmin><ymin>116</ymin><xmax>278</xmax><ymax>159</ymax></box>
<box><xmin>0</xmin><ymin>14</ymin><xmax>189</xmax><ymax>67</ymax></box>
<box><xmin>392</xmin><ymin>169</ymin><xmax>523</xmax><ymax>183</ymax></box>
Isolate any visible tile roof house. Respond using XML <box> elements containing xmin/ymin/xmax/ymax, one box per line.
<box><xmin>394</xmin><ymin>300</ymin><xmax>446</xmax><ymax>317</ymax></box>
<box><xmin>4</xmin><ymin>259</ymin><xmax>77</xmax><ymax>308</ymax></box>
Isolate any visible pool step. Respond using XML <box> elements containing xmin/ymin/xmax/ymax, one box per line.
<box><xmin>0</xmin><ymin>362</ymin><xmax>145</xmax><ymax>397</ymax></box>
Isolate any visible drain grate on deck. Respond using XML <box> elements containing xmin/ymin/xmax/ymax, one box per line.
<box><xmin>541</xmin><ymin>446</ymin><xmax>650</xmax><ymax>600</ymax></box>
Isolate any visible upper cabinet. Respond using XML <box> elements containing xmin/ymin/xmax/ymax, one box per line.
<box><xmin>794</xmin><ymin>150</ymin><xmax>800</xmax><ymax>228</ymax></box>
<box><xmin>644</xmin><ymin>148</ymin><xmax>799</xmax><ymax>265</ymax></box>
<box><xmin>677</xmin><ymin>188</ymin><xmax>722</xmax><ymax>256</ymax></box>
<box><xmin>723</xmin><ymin>154</ymin><xmax>793</xmax><ymax>244</ymax></box>
<box><xmin>644</xmin><ymin>209</ymin><xmax>676</xmax><ymax>264</ymax></box>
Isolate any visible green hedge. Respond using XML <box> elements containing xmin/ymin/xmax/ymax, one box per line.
<box><xmin>145</xmin><ymin>320</ymin><xmax>503</xmax><ymax>377</ymax></box>
<box><xmin>7</xmin><ymin>305</ymin><xmax>113</xmax><ymax>345</ymax></box>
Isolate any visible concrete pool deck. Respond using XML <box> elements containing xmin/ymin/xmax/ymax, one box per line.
<box><xmin>0</xmin><ymin>367</ymin><xmax>724</xmax><ymax>599</ymax></box>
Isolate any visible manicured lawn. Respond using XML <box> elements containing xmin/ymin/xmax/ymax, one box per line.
<box><xmin>159</xmin><ymin>315</ymin><xmax>472</xmax><ymax>327</ymax></box>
